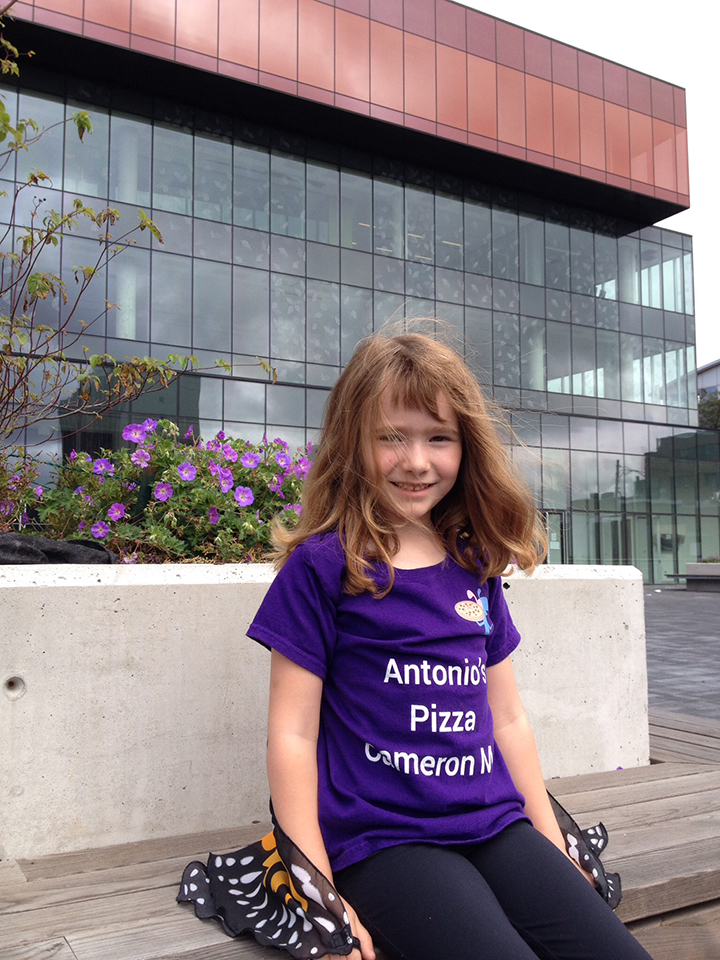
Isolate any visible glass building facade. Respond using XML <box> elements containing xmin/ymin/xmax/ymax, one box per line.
<box><xmin>3</xmin><ymin>3</ymin><xmax>718</xmax><ymax>583</ymax></box>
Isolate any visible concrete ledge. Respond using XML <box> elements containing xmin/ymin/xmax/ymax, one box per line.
<box><xmin>0</xmin><ymin>563</ymin><xmax>648</xmax><ymax>859</ymax></box>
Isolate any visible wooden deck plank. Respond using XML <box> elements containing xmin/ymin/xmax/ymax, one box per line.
<box><xmin>649</xmin><ymin>710</ymin><xmax>720</xmax><ymax>738</ymax></box>
<box><xmin>552</xmin><ymin>769</ymin><xmax>720</xmax><ymax>818</ymax></box>
<box><xmin>648</xmin><ymin>737</ymin><xmax>720</xmax><ymax>765</ymax></box>
<box><xmin>16</xmin><ymin>823</ymin><xmax>271</xmax><ymax>883</ymax></box>
<box><xmin>0</xmin><ymin>941</ymin><xmax>78</xmax><ymax>960</ymax></box>
<box><xmin>0</xmin><ymin>860</ymin><xmax>27</xmax><ymax>889</ymax></box>
<box><xmin>589</xmin><ymin>816</ymin><xmax>720</xmax><ymax>861</ymax></box>
<box><xmin>548</xmin><ymin>761</ymin><xmax>713</xmax><ymax>797</ymax></box>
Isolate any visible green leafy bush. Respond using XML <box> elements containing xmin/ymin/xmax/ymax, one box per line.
<box><xmin>31</xmin><ymin>420</ymin><xmax>308</xmax><ymax>562</ymax></box>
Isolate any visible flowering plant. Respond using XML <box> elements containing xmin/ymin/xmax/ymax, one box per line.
<box><xmin>0</xmin><ymin>449</ymin><xmax>40</xmax><ymax>532</ymax></box>
<box><xmin>34</xmin><ymin>420</ymin><xmax>310</xmax><ymax>562</ymax></box>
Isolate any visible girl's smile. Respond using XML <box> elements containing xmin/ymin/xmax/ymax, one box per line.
<box><xmin>376</xmin><ymin>393</ymin><xmax>463</xmax><ymax>527</ymax></box>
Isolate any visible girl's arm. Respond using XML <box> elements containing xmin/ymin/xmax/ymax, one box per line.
<box><xmin>267</xmin><ymin>649</ymin><xmax>375</xmax><ymax>960</ymax></box>
<box><xmin>487</xmin><ymin>656</ymin><xmax>594</xmax><ymax>883</ymax></box>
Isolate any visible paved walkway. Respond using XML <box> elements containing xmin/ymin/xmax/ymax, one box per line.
<box><xmin>644</xmin><ymin>584</ymin><xmax>720</xmax><ymax>721</ymax></box>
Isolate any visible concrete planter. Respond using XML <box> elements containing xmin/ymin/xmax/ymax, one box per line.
<box><xmin>1</xmin><ymin>563</ymin><xmax>648</xmax><ymax>859</ymax></box>
<box><xmin>685</xmin><ymin>562</ymin><xmax>720</xmax><ymax>592</ymax></box>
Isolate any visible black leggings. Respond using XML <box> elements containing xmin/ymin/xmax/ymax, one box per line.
<box><xmin>334</xmin><ymin>821</ymin><xmax>653</xmax><ymax>960</ymax></box>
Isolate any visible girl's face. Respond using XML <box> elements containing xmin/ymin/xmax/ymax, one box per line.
<box><xmin>374</xmin><ymin>392</ymin><xmax>463</xmax><ymax>528</ymax></box>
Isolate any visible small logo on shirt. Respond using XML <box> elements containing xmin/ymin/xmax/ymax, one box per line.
<box><xmin>454</xmin><ymin>590</ymin><xmax>493</xmax><ymax>634</ymax></box>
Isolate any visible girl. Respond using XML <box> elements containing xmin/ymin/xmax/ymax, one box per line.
<box><xmin>181</xmin><ymin>330</ymin><xmax>653</xmax><ymax>960</ymax></box>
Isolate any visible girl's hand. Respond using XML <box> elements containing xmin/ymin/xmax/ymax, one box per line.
<box><xmin>325</xmin><ymin>898</ymin><xmax>375</xmax><ymax>960</ymax></box>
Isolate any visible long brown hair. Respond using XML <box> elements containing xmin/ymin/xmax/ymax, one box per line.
<box><xmin>273</xmin><ymin>328</ymin><xmax>547</xmax><ymax>594</ymax></box>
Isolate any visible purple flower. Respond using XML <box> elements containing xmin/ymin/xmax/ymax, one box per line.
<box><xmin>78</xmin><ymin>520</ymin><xmax>86</xmax><ymax>532</ymax></box>
<box><xmin>93</xmin><ymin>458</ymin><xmax>114</xmax><ymax>476</ymax></box>
<box><xmin>154</xmin><ymin>482</ymin><xmax>174</xmax><ymax>502</ymax></box>
<box><xmin>108</xmin><ymin>503</ymin><xmax>126</xmax><ymax>521</ymax></box>
<box><xmin>131</xmin><ymin>448</ymin><xmax>151</xmax><ymax>468</ymax></box>
<box><xmin>295</xmin><ymin>456</ymin><xmax>311</xmax><ymax>478</ymax></box>
<box><xmin>82</xmin><ymin>495</ymin><xmax>95</xmax><ymax>505</ymax></box>
<box><xmin>34</xmin><ymin>485</ymin><xmax>43</xmax><ymax>498</ymax></box>
<box><xmin>208</xmin><ymin>459</ymin><xmax>219</xmax><ymax>477</ymax></box>
<box><xmin>273</xmin><ymin>438</ymin><xmax>289</xmax><ymax>449</ymax></box>
<box><xmin>275</xmin><ymin>452</ymin><xmax>292</xmax><ymax>469</ymax></box>
<box><xmin>205</xmin><ymin>439</ymin><xmax>221</xmax><ymax>453</ymax></box>
<box><xmin>177</xmin><ymin>461</ymin><xmax>197</xmax><ymax>482</ymax></box>
<box><xmin>208</xmin><ymin>506</ymin><xmax>219</xmax><ymax>525</ymax></box>
<box><xmin>222</xmin><ymin>444</ymin><xmax>238</xmax><ymax>463</ymax></box>
<box><xmin>8</xmin><ymin>474</ymin><xmax>19</xmax><ymax>491</ymax></box>
<box><xmin>69</xmin><ymin>450</ymin><xmax>77</xmax><ymax>461</ymax></box>
<box><xmin>217</xmin><ymin>430</ymin><xmax>226</xmax><ymax>441</ymax></box>
<box><xmin>269</xmin><ymin>475</ymin><xmax>284</xmax><ymax>493</ymax></box>
<box><xmin>121</xmin><ymin>553</ymin><xmax>138</xmax><ymax>564</ymax></box>
<box><xmin>91</xmin><ymin>520</ymin><xmax>110</xmax><ymax>539</ymax></box>
<box><xmin>283</xmin><ymin>503</ymin><xmax>302</xmax><ymax>516</ymax></box>
<box><xmin>234</xmin><ymin>486</ymin><xmax>254</xmax><ymax>507</ymax></box>
<box><xmin>73</xmin><ymin>486</ymin><xmax>86</xmax><ymax>495</ymax></box>
<box><xmin>184</xmin><ymin>425</ymin><xmax>194</xmax><ymax>439</ymax></box>
<box><xmin>122</xmin><ymin>423</ymin><xmax>147</xmax><ymax>444</ymax></box>
<box><xmin>218</xmin><ymin>467</ymin><xmax>234</xmax><ymax>494</ymax></box>
<box><xmin>241</xmin><ymin>451</ymin><xmax>262</xmax><ymax>469</ymax></box>
<box><xmin>20</xmin><ymin>511</ymin><xmax>29</xmax><ymax>527</ymax></box>
<box><xmin>142</xmin><ymin>418</ymin><xmax>158</xmax><ymax>433</ymax></box>
<box><xmin>0</xmin><ymin>500</ymin><xmax>13</xmax><ymax>516</ymax></box>
<box><xmin>124</xmin><ymin>481</ymin><xmax>138</xmax><ymax>491</ymax></box>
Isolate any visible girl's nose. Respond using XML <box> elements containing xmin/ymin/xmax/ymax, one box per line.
<box><xmin>400</xmin><ymin>442</ymin><xmax>429</xmax><ymax>474</ymax></box>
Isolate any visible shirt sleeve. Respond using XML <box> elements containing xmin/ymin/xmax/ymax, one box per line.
<box><xmin>484</xmin><ymin>576</ymin><xmax>522</xmax><ymax>667</ymax></box>
<box><xmin>246</xmin><ymin>540</ymin><xmax>341</xmax><ymax>680</ymax></box>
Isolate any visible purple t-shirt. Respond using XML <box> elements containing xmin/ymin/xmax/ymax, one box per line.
<box><xmin>248</xmin><ymin>534</ymin><xmax>528</xmax><ymax>872</ymax></box>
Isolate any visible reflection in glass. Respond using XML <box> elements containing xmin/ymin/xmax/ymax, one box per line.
<box><xmin>520</xmin><ymin>317</ymin><xmax>544</xmax><ymax>391</ymax></box>
<box><xmin>234</xmin><ymin>143</ymin><xmax>270</xmax><ymax>231</ymax></box>
<box><xmin>307</xmin><ymin>161</ymin><xmax>339</xmax><ymax>245</ymax></box>
<box><xmin>151</xmin><ymin>252</ymin><xmax>192</xmax><ymax>346</ymax></box>
<box><xmin>233</xmin><ymin>266</ymin><xmax>269</xmax><ymax>357</ymax></box>
<box><xmin>640</xmin><ymin>241</ymin><xmax>661</xmax><ymax>308</ymax></box>
<box><xmin>569</xmin><ymin>227</ymin><xmax>593</xmax><ymax>295</ymax></box>
<box><xmin>519</xmin><ymin>215</ymin><xmax>544</xmax><ymax>286</ymax></box>
<box><xmin>110</xmin><ymin>114</ymin><xmax>152</xmax><ymax>206</ymax></box>
<box><xmin>643</xmin><ymin>337</ymin><xmax>665</xmax><ymax>405</ymax></box>
<box><xmin>271</xmin><ymin>152</ymin><xmax>305</xmax><ymax>238</ymax></box>
<box><xmin>195</xmin><ymin>134</ymin><xmax>232</xmax><ymax>223</ymax></box>
<box><xmin>464</xmin><ymin>199</ymin><xmax>491</xmax><ymax>275</ymax></box>
<box><xmin>267</xmin><ymin>383</ymin><xmax>306</xmax><ymax>427</ymax></box>
<box><xmin>224</xmin><ymin>378</ymin><xmax>265</xmax><ymax>423</ymax></box>
<box><xmin>595</xmin><ymin>233</ymin><xmax>618</xmax><ymax>300</ymax></box>
<box><xmin>153</xmin><ymin>124</ymin><xmax>193</xmax><ymax>216</ymax></box>
<box><xmin>435</xmin><ymin>194</ymin><xmax>463</xmax><ymax>270</ymax></box>
<box><xmin>618</xmin><ymin>236</ymin><xmax>640</xmax><ymax>305</ymax></box>
<box><xmin>596</xmin><ymin>329</ymin><xmax>620</xmax><ymax>400</ymax></box>
<box><xmin>661</xmin><ymin>245</ymin><xmax>683</xmax><ymax>313</ymax></box>
<box><xmin>620</xmin><ymin>333</ymin><xmax>643</xmax><ymax>403</ymax></box>
<box><xmin>341</xmin><ymin>285</ymin><xmax>372</xmax><ymax>364</ymax></box>
<box><xmin>107</xmin><ymin>246</ymin><xmax>150</xmax><ymax>341</ymax></box>
<box><xmin>374</xmin><ymin>179</ymin><xmax>404</xmax><ymax>258</ymax></box>
<box><xmin>545</xmin><ymin>222</ymin><xmax>570</xmax><ymax>291</ymax></box>
<box><xmin>493</xmin><ymin>313</ymin><xmax>520</xmax><ymax>388</ymax></box>
<box><xmin>17</xmin><ymin>93</ymin><xmax>64</xmax><ymax>183</ymax></box>
<box><xmin>492</xmin><ymin>207</ymin><xmax>518</xmax><ymax>280</ymax></box>
<box><xmin>684</xmin><ymin>253</ymin><xmax>694</xmax><ymax>315</ymax></box>
<box><xmin>307</xmin><ymin>279</ymin><xmax>340</xmax><ymax>364</ymax></box>
<box><xmin>405</xmin><ymin>185</ymin><xmax>434</xmax><ymax>263</ymax></box>
<box><xmin>271</xmin><ymin>273</ymin><xmax>305</xmax><ymax>361</ymax></box>
<box><xmin>340</xmin><ymin>170</ymin><xmax>372</xmax><ymax>252</ymax></box>
<box><xmin>65</xmin><ymin>103</ymin><xmax>108</xmax><ymax>198</ymax></box>
<box><xmin>194</xmin><ymin>260</ymin><xmax>231</xmax><ymax>352</ymax></box>
<box><xmin>546</xmin><ymin>321</ymin><xmax>571</xmax><ymax>394</ymax></box>
<box><xmin>541</xmin><ymin>448</ymin><xmax>570</xmax><ymax>509</ymax></box>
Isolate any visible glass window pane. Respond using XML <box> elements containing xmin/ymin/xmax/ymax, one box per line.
<box><xmin>340</xmin><ymin>169</ymin><xmax>372</xmax><ymax>253</ymax></box>
<box><xmin>492</xmin><ymin>207</ymin><xmax>518</xmax><ymax>280</ymax></box>
<box><xmin>643</xmin><ymin>337</ymin><xmax>665</xmax><ymax>405</ymax></box>
<box><xmin>270</xmin><ymin>152</ymin><xmax>305</xmax><ymax>238</ymax></box>
<box><xmin>520</xmin><ymin>316</ymin><xmax>545</xmax><ymax>391</ymax></box>
<box><xmin>546</xmin><ymin>321</ymin><xmax>571</xmax><ymax>394</ymax></box>
<box><xmin>152</xmin><ymin>124</ymin><xmax>193</xmax><ymax>215</ymax></box>
<box><xmin>684</xmin><ymin>252</ymin><xmax>694</xmax><ymax>315</ymax></box>
<box><xmin>194</xmin><ymin>260</ymin><xmax>231</xmax><ymax>352</ymax></box>
<box><xmin>109</xmin><ymin>113</ymin><xmax>151</xmax><ymax>206</ymax></box>
<box><xmin>542</xmin><ymin>448</ymin><xmax>570</xmax><ymax>509</ymax></box>
<box><xmin>233</xmin><ymin>265</ymin><xmax>269</xmax><ymax>357</ymax></box>
<box><xmin>596</xmin><ymin>329</ymin><xmax>620</xmax><ymax>400</ymax></box>
<box><xmin>464</xmin><ymin>198</ymin><xmax>491</xmax><ymax>275</ymax></box>
<box><xmin>341</xmin><ymin>284</ymin><xmax>372</xmax><ymax>364</ymax></box>
<box><xmin>620</xmin><ymin>333</ymin><xmax>643</xmax><ymax>402</ymax></box>
<box><xmin>640</xmin><ymin>240</ymin><xmax>661</xmax><ymax>309</ymax></box>
<box><xmin>151</xmin><ymin>251</ymin><xmax>192</xmax><ymax>346</ymax></box>
<box><xmin>465</xmin><ymin>307</ymin><xmax>492</xmax><ymax>382</ymax></box>
<box><xmin>572</xmin><ymin>326</ymin><xmax>596</xmax><ymax>397</ymax></box>
<box><xmin>405</xmin><ymin>185</ymin><xmax>434</xmax><ymax>263</ymax></box>
<box><xmin>373</xmin><ymin>178</ymin><xmax>404</xmax><ymax>258</ymax></box>
<box><xmin>194</xmin><ymin>134</ymin><xmax>232</xmax><ymax>223</ymax></box>
<box><xmin>435</xmin><ymin>193</ymin><xmax>463</xmax><ymax>270</ymax></box>
<box><xmin>307</xmin><ymin>161</ymin><xmax>339</xmax><ymax>245</ymax></box>
<box><xmin>17</xmin><ymin>93</ymin><xmax>64</xmax><ymax>183</ymax></box>
<box><xmin>571</xmin><ymin>450</ymin><xmax>598</xmax><ymax>508</ymax></box>
<box><xmin>64</xmin><ymin>103</ymin><xmax>108</xmax><ymax>198</ymax></box>
<box><xmin>493</xmin><ymin>313</ymin><xmax>520</xmax><ymax>388</ymax></box>
<box><xmin>234</xmin><ymin>142</ymin><xmax>269</xmax><ymax>231</ymax></box>
<box><xmin>661</xmin><ymin>245</ymin><xmax>684</xmax><ymax>313</ymax></box>
<box><xmin>545</xmin><ymin>221</ymin><xmax>570</xmax><ymax>290</ymax></box>
<box><xmin>519</xmin><ymin>214</ymin><xmax>544</xmax><ymax>286</ymax></box>
<box><xmin>569</xmin><ymin>227</ymin><xmax>594</xmax><ymax>295</ymax></box>
<box><xmin>307</xmin><ymin>279</ymin><xmax>339</xmax><ymax>364</ymax></box>
<box><xmin>271</xmin><ymin>273</ymin><xmax>305</xmax><ymax>361</ymax></box>
<box><xmin>107</xmin><ymin>245</ymin><xmax>150</xmax><ymax>341</ymax></box>
<box><xmin>618</xmin><ymin>236</ymin><xmax>640</xmax><ymax>305</ymax></box>
<box><xmin>594</xmin><ymin>233</ymin><xmax>618</xmax><ymax>300</ymax></box>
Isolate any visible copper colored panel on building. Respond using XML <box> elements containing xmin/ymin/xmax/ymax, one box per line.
<box><xmin>336</xmin><ymin>9</ymin><xmax>369</xmax><ymax>102</ymax></box>
<box><xmin>219</xmin><ymin>0</ymin><xmax>259</xmax><ymax>68</ymax></box>
<box><xmin>37</xmin><ymin>0</ymin><xmax>82</xmax><ymax>16</ymax></box>
<box><xmin>605</xmin><ymin>102</ymin><xmax>630</xmax><ymax>179</ymax></box>
<box><xmin>467</xmin><ymin>54</ymin><xmax>497</xmax><ymax>140</ymax></box>
<box><xmin>651</xmin><ymin>78</ymin><xmax>675</xmax><ymax>123</ymax></box>
<box><xmin>132</xmin><ymin>0</ymin><xmax>175</xmax><ymax>44</ymax></box>
<box><xmin>676</xmin><ymin>127</ymin><xmax>689</xmax><ymax>196</ymax></box>
<box><xmin>404</xmin><ymin>0</ymin><xmax>436</xmax><ymax>42</ymax></box>
<box><xmin>298</xmin><ymin>0</ymin><xmax>335</xmax><ymax>91</ymax></box>
<box><xmin>371</xmin><ymin>0</ymin><xmax>402</xmax><ymax>29</ymax></box>
<box><xmin>370</xmin><ymin>20</ymin><xmax>403</xmax><ymax>112</ymax></box>
<box><xmin>436</xmin><ymin>0</ymin><xmax>466</xmax><ymax>50</ymax></box>
<box><xmin>404</xmin><ymin>32</ymin><xmax>436</xmax><ymax>121</ymax></box>
<box><xmin>466</xmin><ymin>9</ymin><xmax>495</xmax><ymax>60</ymax></box>
<box><xmin>85</xmin><ymin>0</ymin><xmax>130</xmax><ymax>31</ymax></box>
<box><xmin>553</xmin><ymin>84</ymin><xmax>580</xmax><ymax>164</ymax></box>
<box><xmin>497</xmin><ymin>64</ymin><xmax>525</xmax><ymax>147</ymax></box>
<box><xmin>653</xmin><ymin>119</ymin><xmax>677</xmax><ymax>192</ymax></box>
<box><xmin>629</xmin><ymin>110</ymin><xmax>654</xmax><ymax>184</ymax></box>
<box><xmin>578</xmin><ymin>51</ymin><xmax>603</xmax><ymax>98</ymax></box>
<box><xmin>551</xmin><ymin>40</ymin><xmax>578</xmax><ymax>89</ymax></box>
<box><xmin>259</xmin><ymin>0</ymin><xmax>298</xmax><ymax>80</ymax></box>
<box><xmin>628</xmin><ymin>71</ymin><xmax>652</xmax><ymax>115</ymax></box>
<box><xmin>495</xmin><ymin>19</ymin><xmax>524</xmax><ymax>70</ymax></box>
<box><xmin>525</xmin><ymin>74</ymin><xmax>553</xmax><ymax>156</ymax></box>
<box><xmin>524</xmin><ymin>31</ymin><xmax>551</xmax><ymax>81</ymax></box>
<box><xmin>579</xmin><ymin>93</ymin><xmax>605</xmax><ymax>171</ymax></box>
<box><xmin>436</xmin><ymin>43</ymin><xmax>467</xmax><ymax>131</ymax></box>
<box><xmin>603</xmin><ymin>61</ymin><xmax>628</xmax><ymax>107</ymax></box>
<box><xmin>176</xmin><ymin>0</ymin><xmax>218</xmax><ymax>57</ymax></box>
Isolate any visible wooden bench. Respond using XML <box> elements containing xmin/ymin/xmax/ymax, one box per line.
<box><xmin>2</xmin><ymin>711</ymin><xmax>720</xmax><ymax>960</ymax></box>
